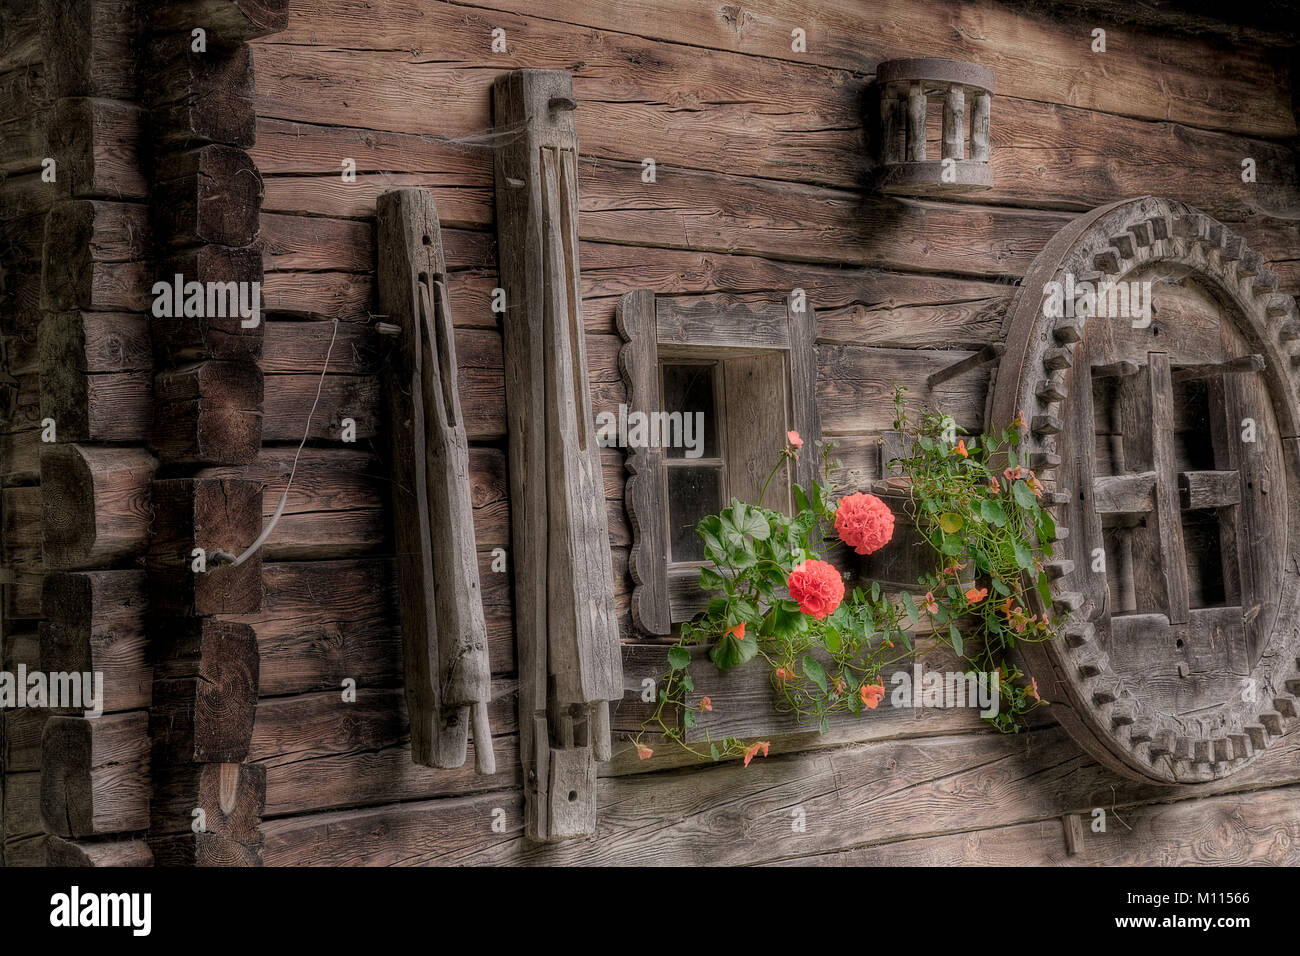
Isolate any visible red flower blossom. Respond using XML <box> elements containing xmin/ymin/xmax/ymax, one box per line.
<box><xmin>860</xmin><ymin>683</ymin><xmax>886</xmax><ymax>709</ymax></box>
<box><xmin>955</xmin><ymin>439</ymin><xmax>968</xmax><ymax>457</ymax></box>
<box><xmin>787</xmin><ymin>559</ymin><xmax>845</xmax><ymax>620</ymax></box>
<box><xmin>921</xmin><ymin>592</ymin><xmax>939</xmax><ymax>615</ymax></box>
<box><xmin>787</xmin><ymin>430</ymin><xmax>803</xmax><ymax>449</ymax></box>
<box><xmin>636</xmin><ymin>742</ymin><xmax>654</xmax><ymax>760</ymax></box>
<box><xmin>700</xmin><ymin>696</ymin><xmax>712</xmax><ymax>712</ymax></box>
<box><xmin>964</xmin><ymin>585</ymin><xmax>989</xmax><ymax>603</ymax></box>
<box><xmin>728</xmin><ymin>621</ymin><xmax>746</xmax><ymax>641</ymax></box>
<box><xmin>1027</xmin><ymin>677</ymin><xmax>1040</xmax><ymax>702</ymax></box>
<box><xmin>775</xmin><ymin>666</ymin><xmax>794</xmax><ymax>681</ymax></box>
<box><xmin>834</xmin><ymin>492</ymin><xmax>895</xmax><ymax>556</ymax></box>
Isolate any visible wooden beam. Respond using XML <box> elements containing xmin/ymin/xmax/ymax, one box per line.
<box><xmin>41</xmin><ymin>570</ymin><xmax>151</xmax><ymax>714</ymax></box>
<box><xmin>1179</xmin><ymin>470</ymin><xmax>1241</xmax><ymax>510</ymax></box>
<box><xmin>1171</xmin><ymin>353</ymin><xmax>1265</xmax><ymax>382</ymax></box>
<box><xmin>46</xmin><ymin>835</ymin><xmax>154</xmax><ymax>866</ymax></box>
<box><xmin>146</xmin><ymin>477</ymin><xmax>262</xmax><ymax>616</ymax></box>
<box><xmin>149</xmin><ymin>763</ymin><xmax>265</xmax><ymax>866</ymax></box>
<box><xmin>376</xmin><ymin>188</ymin><xmax>495</xmax><ymax>773</ymax></box>
<box><xmin>617</xmin><ymin>290</ymin><xmax>670</xmax><ymax>635</ymax></box>
<box><xmin>146</xmin><ymin>34</ymin><xmax>255</xmax><ymax>148</ymax></box>
<box><xmin>493</xmin><ymin>69</ymin><xmax>623</xmax><ymax>841</ymax></box>
<box><xmin>40</xmin><ymin>200</ymin><xmax>153</xmax><ymax>313</ymax></box>
<box><xmin>40</xmin><ymin>444</ymin><xmax>157</xmax><ymax>569</ymax></box>
<box><xmin>1091</xmin><ymin>471</ymin><xmax>1156</xmax><ymax>514</ymax></box>
<box><xmin>150</xmin><ymin>619</ymin><xmax>259</xmax><ymax>764</ymax></box>
<box><xmin>152</xmin><ymin>360</ymin><xmax>263</xmax><ymax>464</ymax></box>
<box><xmin>39</xmin><ymin>0</ymin><xmax>143</xmax><ymax>101</ymax></box>
<box><xmin>47</xmin><ymin>98</ymin><xmax>149</xmax><ymax>200</ymax></box>
<box><xmin>151</xmin><ymin>0</ymin><xmax>290</xmax><ymax>42</ymax></box>
<box><xmin>41</xmin><ymin>712</ymin><xmax>151</xmax><ymax>837</ymax></box>
<box><xmin>151</xmin><ymin>144</ymin><xmax>263</xmax><ymax>248</ymax></box>
<box><xmin>153</xmin><ymin>244</ymin><xmax>265</xmax><ymax>362</ymax></box>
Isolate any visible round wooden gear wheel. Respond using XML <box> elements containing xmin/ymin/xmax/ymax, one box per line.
<box><xmin>989</xmin><ymin>196</ymin><xmax>1300</xmax><ymax>783</ymax></box>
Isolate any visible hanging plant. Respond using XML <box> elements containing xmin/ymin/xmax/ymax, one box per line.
<box><xmin>633</xmin><ymin>387</ymin><xmax>1062</xmax><ymax>764</ymax></box>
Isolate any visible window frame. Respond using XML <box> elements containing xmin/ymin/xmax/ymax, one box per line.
<box><xmin>617</xmin><ymin>291</ymin><xmax>821</xmax><ymax>635</ymax></box>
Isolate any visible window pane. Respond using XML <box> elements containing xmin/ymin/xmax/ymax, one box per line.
<box><xmin>667</xmin><ymin>466</ymin><xmax>723</xmax><ymax>562</ymax></box>
<box><xmin>661</xmin><ymin>363</ymin><xmax>718</xmax><ymax>459</ymax></box>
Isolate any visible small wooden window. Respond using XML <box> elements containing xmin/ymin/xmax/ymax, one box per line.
<box><xmin>617</xmin><ymin>292</ymin><xmax>821</xmax><ymax>634</ymax></box>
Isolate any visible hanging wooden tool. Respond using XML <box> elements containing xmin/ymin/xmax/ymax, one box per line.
<box><xmin>493</xmin><ymin>69</ymin><xmax>623</xmax><ymax>841</ymax></box>
<box><xmin>377</xmin><ymin>188</ymin><xmax>495</xmax><ymax>774</ymax></box>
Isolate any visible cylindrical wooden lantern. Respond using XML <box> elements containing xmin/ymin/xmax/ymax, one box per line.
<box><xmin>875</xmin><ymin>57</ymin><xmax>994</xmax><ymax>196</ymax></box>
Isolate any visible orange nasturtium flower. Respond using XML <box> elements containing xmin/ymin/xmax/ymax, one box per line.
<box><xmin>955</xmin><ymin>439</ymin><xmax>968</xmax><ymax>457</ymax></box>
<box><xmin>787</xmin><ymin>430</ymin><xmax>803</xmax><ymax>449</ymax></box>
<box><xmin>860</xmin><ymin>683</ymin><xmax>886</xmax><ymax>709</ymax></box>
<box><xmin>964</xmin><ymin>585</ymin><xmax>989</xmax><ymax>603</ymax></box>
<box><xmin>636</xmin><ymin>742</ymin><xmax>654</xmax><ymax>760</ymax></box>
<box><xmin>728</xmin><ymin>621</ymin><xmax>746</xmax><ymax>641</ymax></box>
<box><xmin>699</xmin><ymin>696</ymin><xmax>713</xmax><ymax>712</ymax></box>
<box><xmin>743</xmin><ymin>741</ymin><xmax>771</xmax><ymax>767</ymax></box>
<box><xmin>921</xmin><ymin>592</ymin><xmax>939</xmax><ymax>615</ymax></box>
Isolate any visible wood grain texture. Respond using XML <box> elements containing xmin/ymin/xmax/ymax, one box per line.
<box><xmin>617</xmin><ymin>290</ymin><xmax>670</xmax><ymax>635</ymax></box>
<box><xmin>45</xmin><ymin>835</ymin><xmax>155</xmax><ymax>866</ymax></box>
<box><xmin>493</xmin><ymin>69</ymin><xmax>622</xmax><ymax>841</ymax></box>
<box><xmin>150</xmin><ymin>618</ymin><xmax>259</xmax><ymax>764</ymax></box>
<box><xmin>376</xmin><ymin>187</ymin><xmax>494</xmax><ymax>772</ymax></box>
<box><xmin>39</xmin><ymin>444</ymin><xmax>156</xmax><ymax>569</ymax></box>
<box><xmin>146</xmin><ymin>478</ymin><xmax>263</xmax><ymax>616</ymax></box>
<box><xmin>41</xmin><ymin>712</ymin><xmax>150</xmax><ymax>837</ymax></box>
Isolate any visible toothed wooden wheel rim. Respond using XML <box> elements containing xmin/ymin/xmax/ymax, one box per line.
<box><xmin>990</xmin><ymin>196</ymin><xmax>1300</xmax><ymax>784</ymax></box>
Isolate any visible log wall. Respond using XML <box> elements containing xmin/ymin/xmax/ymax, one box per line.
<box><xmin>229</xmin><ymin>0</ymin><xmax>1300</xmax><ymax>865</ymax></box>
<box><xmin>3</xmin><ymin>0</ymin><xmax>1299</xmax><ymax>865</ymax></box>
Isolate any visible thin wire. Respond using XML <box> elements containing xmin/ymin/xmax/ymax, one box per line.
<box><xmin>229</xmin><ymin>318</ymin><xmax>341</xmax><ymax>568</ymax></box>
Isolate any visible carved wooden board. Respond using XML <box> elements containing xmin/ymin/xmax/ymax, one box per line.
<box><xmin>990</xmin><ymin>196</ymin><xmax>1300</xmax><ymax>783</ymax></box>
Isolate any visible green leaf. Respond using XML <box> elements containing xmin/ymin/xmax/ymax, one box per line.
<box><xmin>1036</xmin><ymin>509</ymin><xmax>1057</xmax><ymax>546</ymax></box>
<box><xmin>939</xmin><ymin>512</ymin><xmax>963</xmax><ymax>534</ymax></box>
<box><xmin>710</xmin><ymin>744</ymin><xmax>720</xmax><ymax>761</ymax></box>
<box><xmin>768</xmin><ymin>600</ymin><xmax>808</xmax><ymax>639</ymax></box>
<box><xmin>1012</xmin><ymin>480</ymin><xmax>1036</xmax><ymax>509</ymax></box>
<box><xmin>793</xmin><ymin>483</ymin><xmax>811</xmax><ymax>513</ymax></box>
<box><xmin>1013</xmin><ymin>542</ymin><xmax>1034</xmax><ymax>571</ymax></box>
<box><xmin>698</xmin><ymin>567</ymin><xmax>725</xmax><ymax>591</ymax></box>
<box><xmin>819</xmin><ymin>716</ymin><xmax>830</xmax><ymax>734</ymax></box>
<box><xmin>1037</xmin><ymin>570</ymin><xmax>1053</xmax><ymax>607</ymax></box>
<box><xmin>949</xmin><ymin>623</ymin><xmax>965</xmax><ymax>657</ymax></box>
<box><xmin>709</xmin><ymin>631</ymin><xmax>759</xmax><ymax>670</ymax></box>
<box><xmin>681</xmin><ymin>673</ymin><xmax>694</xmax><ymax>693</ymax></box>
<box><xmin>980</xmin><ymin>499</ymin><xmax>1007</xmax><ymax>527</ymax></box>
<box><xmin>801</xmin><ymin>656</ymin><xmax>828</xmax><ymax>693</ymax></box>
<box><xmin>991</xmin><ymin>577</ymin><xmax>1010</xmax><ymax>596</ymax></box>
<box><xmin>667</xmin><ymin>646</ymin><xmax>691</xmax><ymax>670</ymax></box>
<box><xmin>739</xmin><ymin>508</ymin><xmax>770</xmax><ymax>540</ymax></box>
<box><xmin>684</xmin><ymin>711</ymin><xmax>696</xmax><ymax>729</ymax></box>
<box><xmin>900</xmin><ymin>591</ymin><xmax>919</xmax><ymax>625</ymax></box>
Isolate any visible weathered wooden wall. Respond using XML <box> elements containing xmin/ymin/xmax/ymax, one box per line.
<box><xmin>224</xmin><ymin>0</ymin><xmax>1300</xmax><ymax>866</ymax></box>
<box><xmin>4</xmin><ymin>0</ymin><xmax>1299</xmax><ymax>865</ymax></box>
